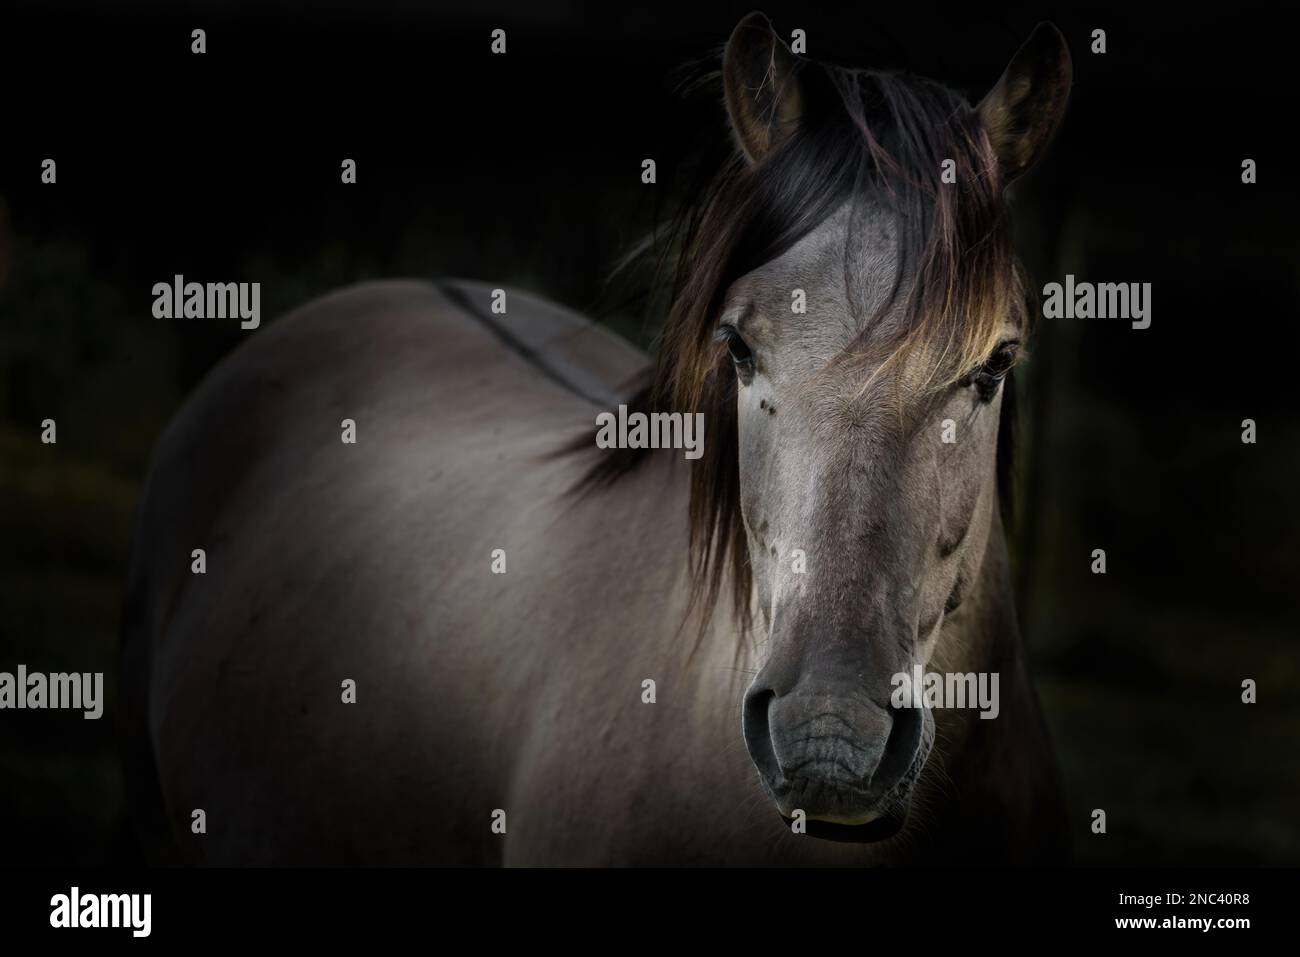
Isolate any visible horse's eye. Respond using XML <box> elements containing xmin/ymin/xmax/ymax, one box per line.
<box><xmin>716</xmin><ymin>326</ymin><xmax>755</xmax><ymax>382</ymax></box>
<box><xmin>972</xmin><ymin>340</ymin><xmax>1019</xmax><ymax>400</ymax></box>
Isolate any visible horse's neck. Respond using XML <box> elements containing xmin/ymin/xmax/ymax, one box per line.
<box><xmin>938</xmin><ymin>503</ymin><xmax>1068</xmax><ymax>859</ymax></box>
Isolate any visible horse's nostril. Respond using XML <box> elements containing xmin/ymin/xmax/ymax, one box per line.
<box><xmin>741</xmin><ymin>687</ymin><xmax>780</xmax><ymax>781</ymax></box>
<box><xmin>875</xmin><ymin>704</ymin><xmax>924</xmax><ymax>787</ymax></box>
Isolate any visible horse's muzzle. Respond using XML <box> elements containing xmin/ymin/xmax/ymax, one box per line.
<box><xmin>742</xmin><ymin>683</ymin><xmax>934</xmax><ymax>841</ymax></box>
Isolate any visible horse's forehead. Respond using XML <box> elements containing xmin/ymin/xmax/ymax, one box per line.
<box><xmin>739</xmin><ymin>198</ymin><xmax>904</xmax><ymax>342</ymax></box>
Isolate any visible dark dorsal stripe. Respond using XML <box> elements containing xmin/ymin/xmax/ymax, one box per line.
<box><xmin>434</xmin><ymin>278</ymin><xmax>616</xmax><ymax>410</ymax></box>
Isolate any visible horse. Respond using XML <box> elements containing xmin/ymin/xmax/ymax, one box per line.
<box><xmin>120</xmin><ymin>13</ymin><xmax>1073</xmax><ymax>865</ymax></box>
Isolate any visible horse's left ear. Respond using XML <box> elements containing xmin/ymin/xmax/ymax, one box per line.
<box><xmin>978</xmin><ymin>22</ymin><xmax>1072</xmax><ymax>183</ymax></box>
<box><xmin>723</xmin><ymin>12</ymin><xmax>804</xmax><ymax>164</ymax></box>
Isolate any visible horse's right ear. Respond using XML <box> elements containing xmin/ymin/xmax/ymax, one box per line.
<box><xmin>978</xmin><ymin>22</ymin><xmax>1072</xmax><ymax>184</ymax></box>
<box><xmin>723</xmin><ymin>12</ymin><xmax>804</xmax><ymax>164</ymax></box>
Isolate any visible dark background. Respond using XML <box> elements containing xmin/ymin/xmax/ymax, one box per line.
<box><xmin>1</xmin><ymin>0</ymin><xmax>1296</xmax><ymax>865</ymax></box>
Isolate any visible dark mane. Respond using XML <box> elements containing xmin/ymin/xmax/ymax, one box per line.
<box><xmin>566</xmin><ymin>53</ymin><xmax>1029</xmax><ymax>638</ymax></box>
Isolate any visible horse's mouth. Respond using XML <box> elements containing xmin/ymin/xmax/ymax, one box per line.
<box><xmin>771</xmin><ymin>780</ymin><xmax>912</xmax><ymax>843</ymax></box>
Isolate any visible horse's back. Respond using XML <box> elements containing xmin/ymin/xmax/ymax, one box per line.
<box><xmin>127</xmin><ymin>277</ymin><xmax>646</xmax><ymax>678</ymax></box>
<box><xmin>121</xmin><ymin>278</ymin><xmax>655</xmax><ymax>864</ymax></box>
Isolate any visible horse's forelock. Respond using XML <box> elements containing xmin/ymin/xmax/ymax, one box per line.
<box><xmin>832</xmin><ymin>69</ymin><xmax>1027</xmax><ymax>395</ymax></box>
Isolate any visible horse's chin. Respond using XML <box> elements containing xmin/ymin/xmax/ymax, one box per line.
<box><xmin>784</xmin><ymin>811</ymin><xmax>908</xmax><ymax>844</ymax></box>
